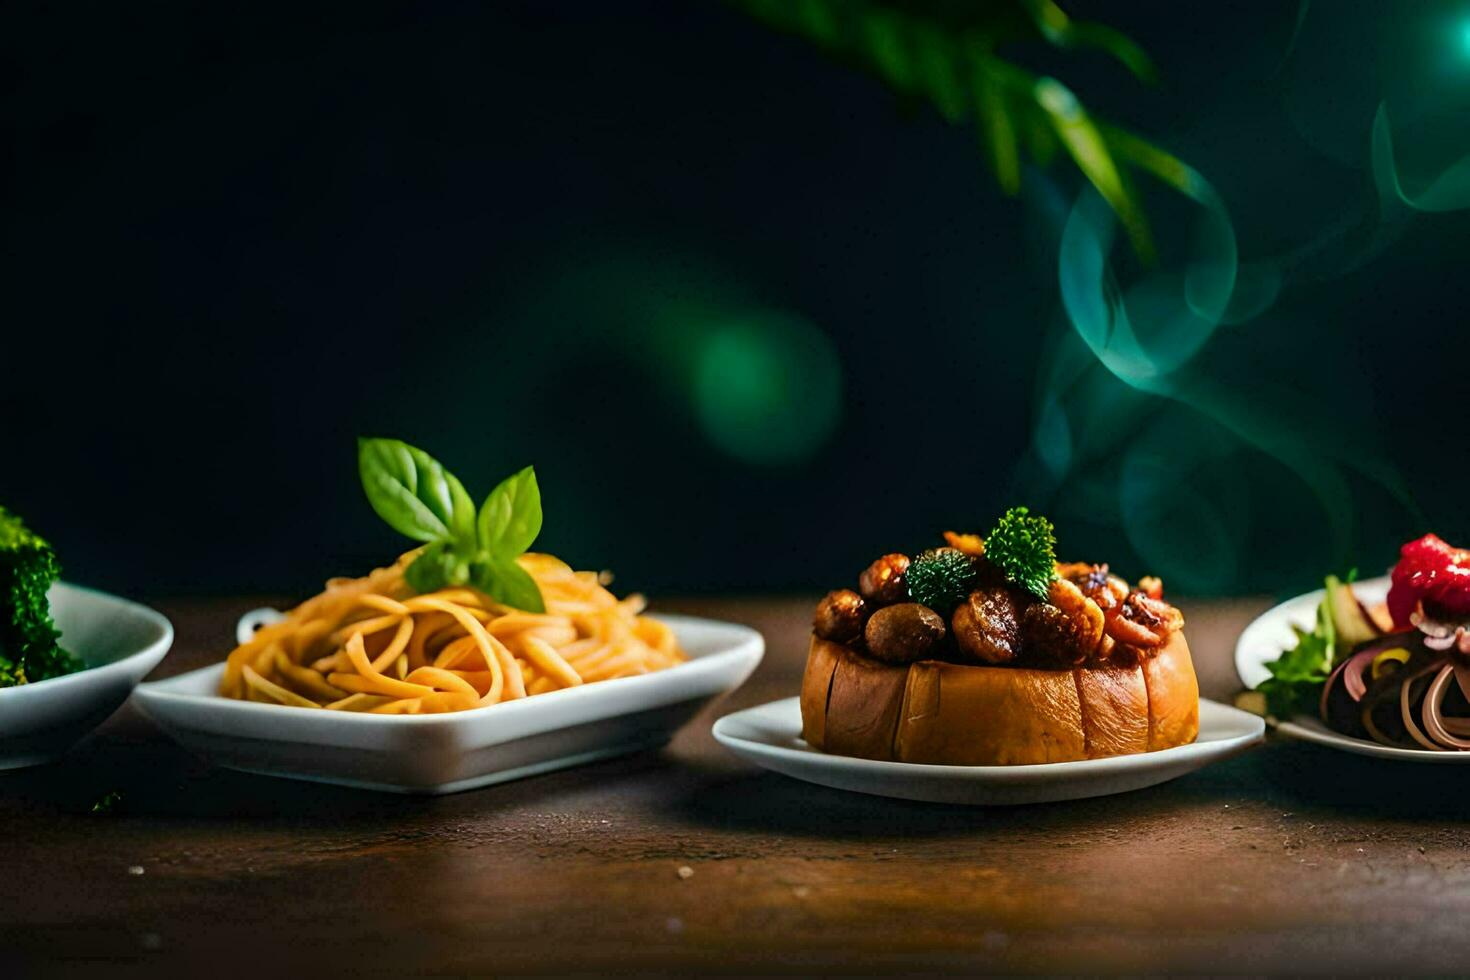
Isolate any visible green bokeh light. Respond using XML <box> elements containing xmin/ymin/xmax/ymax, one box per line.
<box><xmin>484</xmin><ymin>245</ymin><xmax>847</xmax><ymax>469</ymax></box>
<box><xmin>691</xmin><ymin>311</ymin><xmax>843</xmax><ymax>465</ymax></box>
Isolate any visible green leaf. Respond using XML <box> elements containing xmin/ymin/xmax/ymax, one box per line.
<box><xmin>358</xmin><ymin>438</ymin><xmax>476</xmax><ymax>546</ymax></box>
<box><xmin>90</xmin><ymin>790</ymin><xmax>124</xmax><ymax>815</ymax></box>
<box><xmin>477</xmin><ymin>466</ymin><xmax>542</xmax><ymax>558</ymax></box>
<box><xmin>858</xmin><ymin>9</ymin><xmax>913</xmax><ymax>94</ymax></box>
<box><xmin>1095</xmin><ymin>123</ymin><xmax>1213</xmax><ymax>204</ymax></box>
<box><xmin>471</xmin><ymin>557</ymin><xmax>546</xmax><ymax>613</ymax></box>
<box><xmin>404</xmin><ymin>541</ymin><xmax>469</xmax><ymax>593</ymax></box>
<box><xmin>1257</xmin><ymin>589</ymin><xmax>1336</xmax><ymax>718</ymax></box>
<box><xmin>913</xmin><ymin>24</ymin><xmax>964</xmax><ymax>123</ymax></box>
<box><xmin>725</xmin><ymin>0</ymin><xmax>1177</xmax><ymax>264</ymax></box>
<box><xmin>1033</xmin><ymin>77</ymin><xmax>1155</xmax><ymax>263</ymax></box>
<box><xmin>1019</xmin><ymin>103</ymin><xmax>1059</xmax><ymax>169</ymax></box>
<box><xmin>795</xmin><ymin>0</ymin><xmax>838</xmax><ymax>46</ymax></box>
<box><xmin>972</xmin><ymin>56</ymin><xmax>1020</xmax><ymax>195</ymax></box>
<box><xmin>1019</xmin><ymin>0</ymin><xmax>1157</xmax><ymax>82</ymax></box>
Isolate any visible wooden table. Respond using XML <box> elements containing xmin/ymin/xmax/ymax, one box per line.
<box><xmin>3</xmin><ymin>596</ymin><xmax>1469</xmax><ymax>976</ymax></box>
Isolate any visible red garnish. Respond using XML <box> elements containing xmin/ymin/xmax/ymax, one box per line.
<box><xmin>1387</xmin><ymin>534</ymin><xmax>1470</xmax><ymax>629</ymax></box>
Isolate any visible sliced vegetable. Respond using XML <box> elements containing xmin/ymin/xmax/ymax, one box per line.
<box><xmin>1400</xmin><ymin>666</ymin><xmax>1445</xmax><ymax>751</ymax></box>
<box><xmin>1342</xmin><ymin>649</ymin><xmax>1375</xmax><ymax>702</ymax></box>
<box><xmin>1422</xmin><ymin>666</ymin><xmax>1470</xmax><ymax>749</ymax></box>
<box><xmin>1326</xmin><ymin>574</ymin><xmax>1381</xmax><ymax>650</ymax></box>
<box><xmin>1370</xmin><ymin>648</ymin><xmax>1411</xmax><ymax>680</ymax></box>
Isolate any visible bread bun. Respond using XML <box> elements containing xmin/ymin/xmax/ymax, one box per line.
<box><xmin>800</xmin><ymin>631</ymin><xmax>1198</xmax><ymax>765</ymax></box>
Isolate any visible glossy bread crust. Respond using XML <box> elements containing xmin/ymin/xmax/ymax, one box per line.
<box><xmin>897</xmin><ymin>659</ymin><xmax>1086</xmax><ymax>765</ymax></box>
<box><xmin>800</xmin><ymin>631</ymin><xmax>1198</xmax><ymax>765</ymax></box>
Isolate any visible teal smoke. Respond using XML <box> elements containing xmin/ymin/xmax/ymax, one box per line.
<box><xmin>1028</xmin><ymin>76</ymin><xmax>1470</xmax><ymax>592</ymax></box>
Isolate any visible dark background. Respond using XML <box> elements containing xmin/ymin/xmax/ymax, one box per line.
<box><xmin>4</xmin><ymin>1</ymin><xmax>1468</xmax><ymax>601</ymax></box>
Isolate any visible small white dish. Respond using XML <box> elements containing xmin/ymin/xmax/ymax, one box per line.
<box><xmin>133</xmin><ymin>613</ymin><xmax>763</xmax><ymax>794</ymax></box>
<box><xmin>1235</xmin><ymin>575</ymin><xmax>1470</xmax><ymax>762</ymax></box>
<box><xmin>712</xmin><ymin>697</ymin><xmax>1263</xmax><ymax>805</ymax></box>
<box><xmin>0</xmin><ymin>582</ymin><xmax>174</xmax><ymax>769</ymax></box>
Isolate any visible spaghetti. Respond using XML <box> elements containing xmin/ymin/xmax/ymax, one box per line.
<box><xmin>220</xmin><ymin>553</ymin><xmax>685</xmax><ymax>714</ymax></box>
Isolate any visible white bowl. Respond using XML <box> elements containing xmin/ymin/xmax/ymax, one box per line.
<box><xmin>0</xmin><ymin>582</ymin><xmax>174</xmax><ymax>769</ymax></box>
<box><xmin>1234</xmin><ymin>575</ymin><xmax>1470</xmax><ymax>761</ymax></box>
<box><xmin>713</xmin><ymin>697</ymin><xmax>1264</xmax><ymax>805</ymax></box>
<box><xmin>133</xmin><ymin>613</ymin><xmax>763</xmax><ymax>794</ymax></box>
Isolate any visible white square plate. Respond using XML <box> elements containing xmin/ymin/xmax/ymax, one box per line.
<box><xmin>132</xmin><ymin>613</ymin><xmax>762</xmax><ymax>794</ymax></box>
<box><xmin>713</xmin><ymin>696</ymin><xmax>1263</xmax><ymax>805</ymax></box>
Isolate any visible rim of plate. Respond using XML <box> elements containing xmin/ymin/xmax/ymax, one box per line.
<box><xmin>713</xmin><ymin>696</ymin><xmax>1264</xmax><ymax>778</ymax></box>
<box><xmin>1272</xmin><ymin>715</ymin><xmax>1470</xmax><ymax>762</ymax></box>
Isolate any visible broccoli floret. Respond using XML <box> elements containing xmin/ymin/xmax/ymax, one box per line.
<box><xmin>984</xmin><ymin>506</ymin><xmax>1058</xmax><ymax>601</ymax></box>
<box><xmin>0</xmin><ymin>506</ymin><xmax>81</xmax><ymax>686</ymax></box>
<box><xmin>907</xmin><ymin>547</ymin><xmax>980</xmax><ymax>614</ymax></box>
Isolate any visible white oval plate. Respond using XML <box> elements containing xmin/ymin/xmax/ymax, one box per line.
<box><xmin>0</xmin><ymin>582</ymin><xmax>174</xmax><ymax>769</ymax></box>
<box><xmin>133</xmin><ymin>613</ymin><xmax>762</xmax><ymax>794</ymax></box>
<box><xmin>1234</xmin><ymin>575</ymin><xmax>1470</xmax><ymax>762</ymax></box>
<box><xmin>712</xmin><ymin>696</ymin><xmax>1263</xmax><ymax>805</ymax></box>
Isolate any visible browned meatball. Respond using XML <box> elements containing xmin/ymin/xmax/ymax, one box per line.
<box><xmin>951</xmin><ymin>586</ymin><xmax>1022</xmax><ymax>665</ymax></box>
<box><xmin>1019</xmin><ymin>579</ymin><xmax>1105</xmax><ymax>666</ymax></box>
<box><xmin>858</xmin><ymin>553</ymin><xmax>910</xmax><ymax>606</ymax></box>
<box><xmin>1020</xmin><ymin>603</ymin><xmax>1089</xmax><ymax>666</ymax></box>
<box><xmin>813</xmin><ymin>589</ymin><xmax>867</xmax><ymax>643</ymax></box>
<box><xmin>864</xmin><ymin>602</ymin><xmax>945</xmax><ymax>664</ymax></box>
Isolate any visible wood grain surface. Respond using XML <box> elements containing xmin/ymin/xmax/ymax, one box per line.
<box><xmin>3</xmin><ymin>595</ymin><xmax>1469</xmax><ymax>976</ymax></box>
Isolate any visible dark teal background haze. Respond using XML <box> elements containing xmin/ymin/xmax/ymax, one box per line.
<box><xmin>3</xmin><ymin>1</ymin><xmax>1468</xmax><ymax>600</ymax></box>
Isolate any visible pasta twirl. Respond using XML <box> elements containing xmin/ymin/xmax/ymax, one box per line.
<box><xmin>220</xmin><ymin>553</ymin><xmax>685</xmax><ymax>714</ymax></box>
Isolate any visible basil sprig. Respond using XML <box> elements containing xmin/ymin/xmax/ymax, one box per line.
<box><xmin>357</xmin><ymin>438</ymin><xmax>545</xmax><ymax>612</ymax></box>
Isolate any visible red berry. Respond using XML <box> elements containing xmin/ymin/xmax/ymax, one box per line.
<box><xmin>1387</xmin><ymin>534</ymin><xmax>1470</xmax><ymax>628</ymax></box>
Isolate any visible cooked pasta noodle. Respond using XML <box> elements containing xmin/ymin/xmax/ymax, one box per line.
<box><xmin>220</xmin><ymin>553</ymin><xmax>685</xmax><ymax>714</ymax></box>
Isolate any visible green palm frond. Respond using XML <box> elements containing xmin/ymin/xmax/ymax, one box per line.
<box><xmin>730</xmin><ymin>0</ymin><xmax>1182</xmax><ymax>262</ymax></box>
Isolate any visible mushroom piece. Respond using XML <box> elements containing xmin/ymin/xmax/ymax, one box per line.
<box><xmin>864</xmin><ymin>602</ymin><xmax>946</xmax><ymax>664</ymax></box>
<box><xmin>1019</xmin><ymin>578</ymin><xmax>1106</xmax><ymax>666</ymax></box>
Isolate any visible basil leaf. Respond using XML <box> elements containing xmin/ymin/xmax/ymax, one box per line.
<box><xmin>358</xmin><ymin>438</ymin><xmax>476</xmax><ymax>546</ymax></box>
<box><xmin>471</xmin><ymin>556</ymin><xmax>545</xmax><ymax>613</ymax></box>
<box><xmin>404</xmin><ymin>541</ymin><xmax>469</xmax><ymax>593</ymax></box>
<box><xmin>476</xmin><ymin>465</ymin><xmax>542</xmax><ymax>558</ymax></box>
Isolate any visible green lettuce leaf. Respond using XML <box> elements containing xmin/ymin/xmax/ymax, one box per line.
<box><xmin>1256</xmin><ymin>589</ymin><xmax>1335</xmax><ymax>718</ymax></box>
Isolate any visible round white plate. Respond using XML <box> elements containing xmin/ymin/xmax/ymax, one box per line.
<box><xmin>711</xmin><ymin>696</ymin><xmax>1263</xmax><ymax>805</ymax></box>
<box><xmin>1234</xmin><ymin>575</ymin><xmax>1470</xmax><ymax>762</ymax></box>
